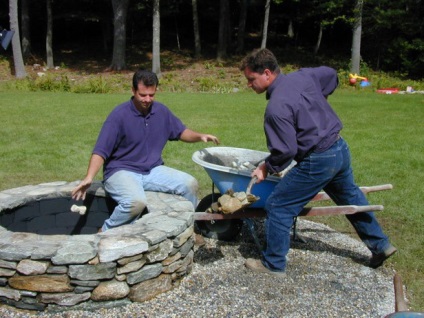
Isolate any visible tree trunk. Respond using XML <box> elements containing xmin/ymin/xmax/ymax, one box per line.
<box><xmin>192</xmin><ymin>0</ymin><xmax>201</xmax><ymax>58</ymax></box>
<box><xmin>21</xmin><ymin>0</ymin><xmax>31</xmax><ymax>59</ymax></box>
<box><xmin>109</xmin><ymin>0</ymin><xmax>129</xmax><ymax>71</ymax></box>
<box><xmin>9</xmin><ymin>0</ymin><xmax>26</xmax><ymax>78</ymax></box>
<box><xmin>152</xmin><ymin>0</ymin><xmax>161</xmax><ymax>76</ymax></box>
<box><xmin>261</xmin><ymin>0</ymin><xmax>271</xmax><ymax>49</ymax></box>
<box><xmin>102</xmin><ymin>15</ymin><xmax>112</xmax><ymax>54</ymax></box>
<box><xmin>46</xmin><ymin>0</ymin><xmax>54</xmax><ymax>68</ymax></box>
<box><xmin>314</xmin><ymin>23</ymin><xmax>323</xmax><ymax>54</ymax></box>
<box><xmin>351</xmin><ymin>0</ymin><xmax>363</xmax><ymax>74</ymax></box>
<box><xmin>236</xmin><ymin>0</ymin><xmax>247</xmax><ymax>54</ymax></box>
<box><xmin>287</xmin><ymin>20</ymin><xmax>294</xmax><ymax>38</ymax></box>
<box><xmin>217</xmin><ymin>0</ymin><xmax>229</xmax><ymax>61</ymax></box>
<box><xmin>174</xmin><ymin>14</ymin><xmax>180</xmax><ymax>51</ymax></box>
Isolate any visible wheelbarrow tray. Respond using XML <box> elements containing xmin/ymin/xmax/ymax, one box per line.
<box><xmin>192</xmin><ymin>146</ymin><xmax>392</xmax><ymax>218</ymax></box>
<box><xmin>192</xmin><ymin>147</ymin><xmax>391</xmax><ymax>209</ymax></box>
<box><xmin>192</xmin><ymin>147</ymin><xmax>281</xmax><ymax>208</ymax></box>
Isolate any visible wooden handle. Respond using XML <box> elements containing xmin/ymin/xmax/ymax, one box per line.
<box><xmin>394</xmin><ymin>273</ymin><xmax>408</xmax><ymax>312</ymax></box>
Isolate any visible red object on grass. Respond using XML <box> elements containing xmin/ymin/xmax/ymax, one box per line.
<box><xmin>376</xmin><ymin>88</ymin><xmax>399</xmax><ymax>94</ymax></box>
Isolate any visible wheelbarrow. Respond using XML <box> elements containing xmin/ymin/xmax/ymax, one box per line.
<box><xmin>192</xmin><ymin>147</ymin><xmax>393</xmax><ymax>244</ymax></box>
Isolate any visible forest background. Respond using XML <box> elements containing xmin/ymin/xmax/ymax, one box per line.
<box><xmin>1</xmin><ymin>0</ymin><xmax>424</xmax><ymax>82</ymax></box>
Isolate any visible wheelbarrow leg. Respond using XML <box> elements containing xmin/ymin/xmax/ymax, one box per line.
<box><xmin>245</xmin><ymin>217</ymin><xmax>306</xmax><ymax>253</ymax></box>
<box><xmin>244</xmin><ymin>218</ymin><xmax>263</xmax><ymax>253</ymax></box>
<box><xmin>292</xmin><ymin>217</ymin><xmax>306</xmax><ymax>243</ymax></box>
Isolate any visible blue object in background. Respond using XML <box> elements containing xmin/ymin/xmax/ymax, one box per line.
<box><xmin>1</xmin><ymin>29</ymin><xmax>14</xmax><ymax>50</ymax></box>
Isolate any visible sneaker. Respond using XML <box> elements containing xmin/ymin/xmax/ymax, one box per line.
<box><xmin>369</xmin><ymin>244</ymin><xmax>397</xmax><ymax>268</ymax></box>
<box><xmin>245</xmin><ymin>258</ymin><xmax>286</xmax><ymax>277</ymax></box>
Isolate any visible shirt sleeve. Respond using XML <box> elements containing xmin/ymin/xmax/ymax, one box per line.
<box><xmin>165</xmin><ymin>109</ymin><xmax>186</xmax><ymax>141</ymax></box>
<box><xmin>264</xmin><ymin>107</ymin><xmax>298</xmax><ymax>174</ymax></box>
<box><xmin>92</xmin><ymin>117</ymin><xmax>120</xmax><ymax>160</ymax></box>
<box><xmin>314</xmin><ymin>66</ymin><xmax>339</xmax><ymax>97</ymax></box>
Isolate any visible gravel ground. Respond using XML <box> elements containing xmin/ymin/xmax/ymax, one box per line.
<box><xmin>0</xmin><ymin>219</ymin><xmax>396</xmax><ymax>318</ymax></box>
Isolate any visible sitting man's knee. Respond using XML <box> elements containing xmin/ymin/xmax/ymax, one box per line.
<box><xmin>129</xmin><ymin>199</ymin><xmax>148</xmax><ymax>218</ymax></box>
<box><xmin>186</xmin><ymin>176</ymin><xmax>199</xmax><ymax>194</ymax></box>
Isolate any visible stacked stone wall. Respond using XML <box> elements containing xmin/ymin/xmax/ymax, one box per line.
<box><xmin>0</xmin><ymin>181</ymin><xmax>195</xmax><ymax>311</ymax></box>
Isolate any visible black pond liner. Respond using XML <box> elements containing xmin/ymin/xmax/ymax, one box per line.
<box><xmin>0</xmin><ymin>194</ymin><xmax>117</xmax><ymax>235</ymax></box>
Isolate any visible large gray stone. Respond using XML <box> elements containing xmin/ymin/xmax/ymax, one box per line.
<box><xmin>51</xmin><ymin>241</ymin><xmax>97</xmax><ymax>265</ymax></box>
<box><xmin>68</xmin><ymin>263</ymin><xmax>116</xmax><ymax>281</ymax></box>
<box><xmin>129</xmin><ymin>274</ymin><xmax>172</xmax><ymax>303</ymax></box>
<box><xmin>16</xmin><ymin>259</ymin><xmax>49</xmax><ymax>275</ymax></box>
<box><xmin>146</xmin><ymin>240</ymin><xmax>173</xmax><ymax>263</ymax></box>
<box><xmin>0</xmin><ymin>286</ymin><xmax>21</xmax><ymax>301</ymax></box>
<box><xmin>38</xmin><ymin>292</ymin><xmax>91</xmax><ymax>306</ymax></box>
<box><xmin>126</xmin><ymin>263</ymin><xmax>163</xmax><ymax>285</ymax></box>
<box><xmin>98</xmin><ymin>236</ymin><xmax>149</xmax><ymax>263</ymax></box>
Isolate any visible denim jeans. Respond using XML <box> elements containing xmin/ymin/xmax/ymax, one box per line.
<box><xmin>262</xmin><ymin>137</ymin><xmax>391</xmax><ymax>272</ymax></box>
<box><xmin>102</xmin><ymin>166</ymin><xmax>199</xmax><ymax>231</ymax></box>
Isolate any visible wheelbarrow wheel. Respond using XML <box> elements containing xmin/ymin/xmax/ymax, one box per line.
<box><xmin>195</xmin><ymin>193</ymin><xmax>243</xmax><ymax>241</ymax></box>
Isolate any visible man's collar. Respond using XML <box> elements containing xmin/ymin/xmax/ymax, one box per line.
<box><xmin>130</xmin><ymin>97</ymin><xmax>155</xmax><ymax>116</ymax></box>
<box><xmin>266</xmin><ymin>73</ymin><xmax>284</xmax><ymax>100</ymax></box>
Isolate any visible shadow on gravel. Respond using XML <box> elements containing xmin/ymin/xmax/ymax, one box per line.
<box><xmin>194</xmin><ymin>219</ymin><xmax>370</xmax><ymax>267</ymax></box>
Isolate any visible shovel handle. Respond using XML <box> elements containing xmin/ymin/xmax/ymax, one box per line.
<box><xmin>246</xmin><ymin>176</ymin><xmax>258</xmax><ymax>195</ymax></box>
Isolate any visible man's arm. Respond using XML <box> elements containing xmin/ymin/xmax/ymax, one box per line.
<box><xmin>179</xmin><ymin>128</ymin><xmax>220</xmax><ymax>145</ymax></box>
<box><xmin>71</xmin><ymin>154</ymin><xmax>105</xmax><ymax>201</ymax></box>
<box><xmin>316</xmin><ymin>66</ymin><xmax>339</xmax><ymax>97</ymax></box>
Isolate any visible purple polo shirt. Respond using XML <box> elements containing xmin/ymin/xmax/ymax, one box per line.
<box><xmin>93</xmin><ymin>98</ymin><xmax>186</xmax><ymax>180</ymax></box>
<box><xmin>264</xmin><ymin>66</ymin><xmax>343</xmax><ymax>173</ymax></box>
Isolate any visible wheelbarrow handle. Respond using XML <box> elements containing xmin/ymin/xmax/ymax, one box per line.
<box><xmin>246</xmin><ymin>176</ymin><xmax>258</xmax><ymax>195</ymax></box>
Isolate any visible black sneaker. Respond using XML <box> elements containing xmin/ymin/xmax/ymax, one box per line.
<box><xmin>369</xmin><ymin>244</ymin><xmax>397</xmax><ymax>268</ymax></box>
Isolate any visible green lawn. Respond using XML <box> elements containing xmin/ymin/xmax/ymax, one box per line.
<box><xmin>0</xmin><ymin>90</ymin><xmax>423</xmax><ymax>311</ymax></box>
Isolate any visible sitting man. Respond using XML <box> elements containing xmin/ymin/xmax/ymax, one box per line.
<box><xmin>72</xmin><ymin>69</ymin><xmax>219</xmax><ymax>232</ymax></box>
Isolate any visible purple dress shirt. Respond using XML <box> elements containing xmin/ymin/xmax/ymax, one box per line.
<box><xmin>93</xmin><ymin>98</ymin><xmax>186</xmax><ymax>180</ymax></box>
<box><xmin>264</xmin><ymin>66</ymin><xmax>343</xmax><ymax>173</ymax></box>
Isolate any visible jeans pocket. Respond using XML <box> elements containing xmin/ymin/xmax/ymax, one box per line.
<box><xmin>308</xmin><ymin>152</ymin><xmax>338</xmax><ymax>181</ymax></box>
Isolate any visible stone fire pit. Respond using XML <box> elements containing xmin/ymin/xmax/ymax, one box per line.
<box><xmin>0</xmin><ymin>181</ymin><xmax>195</xmax><ymax>311</ymax></box>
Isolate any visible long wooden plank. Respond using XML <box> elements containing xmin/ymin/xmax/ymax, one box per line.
<box><xmin>194</xmin><ymin>204</ymin><xmax>384</xmax><ymax>221</ymax></box>
<box><xmin>298</xmin><ymin>204</ymin><xmax>384</xmax><ymax>216</ymax></box>
<box><xmin>394</xmin><ymin>273</ymin><xmax>409</xmax><ymax>312</ymax></box>
<box><xmin>311</xmin><ymin>184</ymin><xmax>393</xmax><ymax>202</ymax></box>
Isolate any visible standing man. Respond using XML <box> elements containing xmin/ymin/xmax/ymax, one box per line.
<box><xmin>72</xmin><ymin>70</ymin><xmax>219</xmax><ymax>232</ymax></box>
<box><xmin>240</xmin><ymin>48</ymin><xmax>396</xmax><ymax>275</ymax></box>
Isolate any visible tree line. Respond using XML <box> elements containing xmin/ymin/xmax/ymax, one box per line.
<box><xmin>1</xmin><ymin>0</ymin><xmax>423</xmax><ymax>79</ymax></box>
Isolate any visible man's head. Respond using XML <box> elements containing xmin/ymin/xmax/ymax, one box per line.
<box><xmin>240</xmin><ymin>48</ymin><xmax>280</xmax><ymax>94</ymax></box>
<box><xmin>132</xmin><ymin>69</ymin><xmax>159</xmax><ymax>90</ymax></box>
<box><xmin>132</xmin><ymin>70</ymin><xmax>159</xmax><ymax>114</ymax></box>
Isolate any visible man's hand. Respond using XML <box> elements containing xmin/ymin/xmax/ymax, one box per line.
<box><xmin>200</xmin><ymin>134</ymin><xmax>220</xmax><ymax>145</ymax></box>
<box><xmin>180</xmin><ymin>129</ymin><xmax>220</xmax><ymax>145</ymax></box>
<box><xmin>71</xmin><ymin>178</ymin><xmax>93</xmax><ymax>201</ymax></box>
<box><xmin>251</xmin><ymin>162</ymin><xmax>268</xmax><ymax>183</ymax></box>
<box><xmin>72</xmin><ymin>154</ymin><xmax>104</xmax><ymax>201</ymax></box>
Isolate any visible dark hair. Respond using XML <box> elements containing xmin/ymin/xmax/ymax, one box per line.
<box><xmin>132</xmin><ymin>70</ymin><xmax>159</xmax><ymax>89</ymax></box>
<box><xmin>239</xmin><ymin>48</ymin><xmax>280</xmax><ymax>75</ymax></box>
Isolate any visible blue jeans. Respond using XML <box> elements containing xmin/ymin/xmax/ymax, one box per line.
<box><xmin>102</xmin><ymin>166</ymin><xmax>198</xmax><ymax>231</ymax></box>
<box><xmin>262</xmin><ymin>137</ymin><xmax>391</xmax><ymax>271</ymax></box>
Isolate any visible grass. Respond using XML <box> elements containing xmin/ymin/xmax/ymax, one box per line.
<box><xmin>0</xmin><ymin>89</ymin><xmax>423</xmax><ymax>311</ymax></box>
